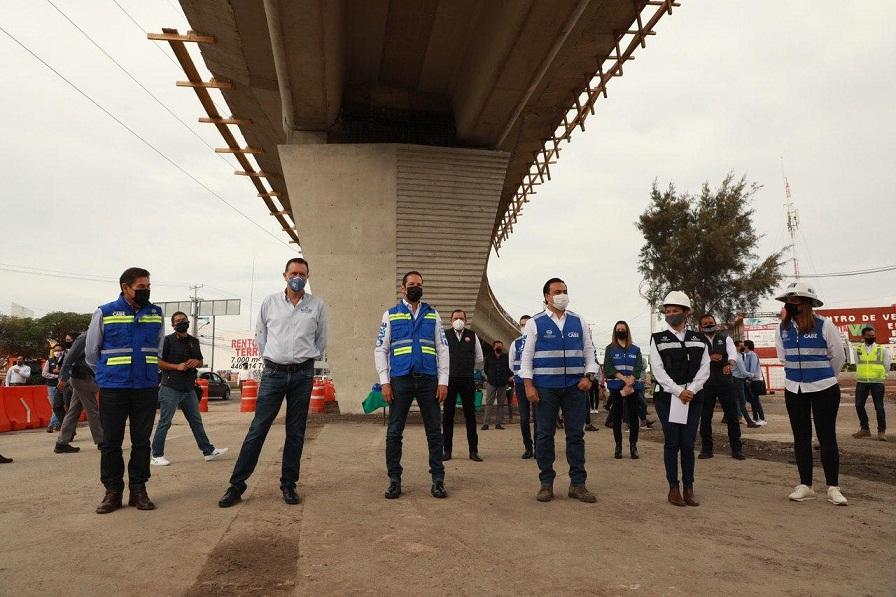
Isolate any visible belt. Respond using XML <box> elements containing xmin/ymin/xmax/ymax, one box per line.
<box><xmin>264</xmin><ymin>359</ymin><xmax>313</xmax><ymax>373</ymax></box>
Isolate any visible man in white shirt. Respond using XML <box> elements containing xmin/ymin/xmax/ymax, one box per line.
<box><xmin>442</xmin><ymin>309</ymin><xmax>484</xmax><ymax>461</ymax></box>
<box><xmin>5</xmin><ymin>358</ymin><xmax>31</xmax><ymax>386</ymax></box>
<box><xmin>374</xmin><ymin>271</ymin><xmax>450</xmax><ymax>500</ymax></box>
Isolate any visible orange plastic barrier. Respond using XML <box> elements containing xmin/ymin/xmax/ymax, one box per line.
<box><xmin>0</xmin><ymin>395</ymin><xmax>12</xmax><ymax>432</ymax></box>
<box><xmin>1</xmin><ymin>386</ymin><xmax>42</xmax><ymax>430</ymax></box>
<box><xmin>323</xmin><ymin>379</ymin><xmax>336</xmax><ymax>402</ymax></box>
<box><xmin>240</xmin><ymin>380</ymin><xmax>258</xmax><ymax>413</ymax></box>
<box><xmin>310</xmin><ymin>380</ymin><xmax>326</xmax><ymax>414</ymax></box>
<box><xmin>31</xmin><ymin>386</ymin><xmax>52</xmax><ymax>426</ymax></box>
<box><xmin>197</xmin><ymin>379</ymin><xmax>209</xmax><ymax>413</ymax></box>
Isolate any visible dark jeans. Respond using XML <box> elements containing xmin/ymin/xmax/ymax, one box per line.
<box><xmin>655</xmin><ymin>392</ymin><xmax>703</xmax><ymax>488</ymax></box>
<box><xmin>785</xmin><ymin>385</ymin><xmax>840</xmax><ymax>486</ymax></box>
<box><xmin>229</xmin><ymin>361</ymin><xmax>314</xmax><ymax>493</ymax></box>
<box><xmin>515</xmin><ymin>382</ymin><xmax>537</xmax><ymax>451</ymax></box>
<box><xmin>50</xmin><ymin>385</ymin><xmax>66</xmax><ymax>427</ymax></box>
<box><xmin>745</xmin><ymin>380</ymin><xmax>765</xmax><ymax>420</ymax></box>
<box><xmin>609</xmin><ymin>389</ymin><xmax>639</xmax><ymax>446</ymax></box>
<box><xmin>506</xmin><ymin>385</ymin><xmax>514</xmax><ymax>420</ymax></box>
<box><xmin>699</xmin><ymin>381</ymin><xmax>742</xmax><ymax>454</ymax></box>
<box><xmin>386</xmin><ymin>374</ymin><xmax>445</xmax><ymax>482</ymax></box>
<box><xmin>534</xmin><ymin>384</ymin><xmax>587</xmax><ymax>486</ymax></box>
<box><xmin>99</xmin><ymin>387</ymin><xmax>158</xmax><ymax>492</ymax></box>
<box><xmin>855</xmin><ymin>382</ymin><xmax>886</xmax><ymax>432</ymax></box>
<box><xmin>152</xmin><ymin>385</ymin><xmax>215</xmax><ymax>457</ymax></box>
<box><xmin>442</xmin><ymin>376</ymin><xmax>478</xmax><ymax>454</ymax></box>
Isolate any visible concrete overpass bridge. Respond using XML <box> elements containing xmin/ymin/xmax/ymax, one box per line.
<box><xmin>154</xmin><ymin>0</ymin><xmax>680</xmax><ymax>411</ymax></box>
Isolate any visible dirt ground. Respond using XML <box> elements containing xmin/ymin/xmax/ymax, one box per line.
<box><xmin>0</xmin><ymin>392</ymin><xmax>893</xmax><ymax>596</ymax></box>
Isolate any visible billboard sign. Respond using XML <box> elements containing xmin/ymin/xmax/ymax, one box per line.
<box><xmin>816</xmin><ymin>305</ymin><xmax>896</xmax><ymax>343</ymax></box>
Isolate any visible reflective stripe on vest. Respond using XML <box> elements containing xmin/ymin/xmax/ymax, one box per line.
<box><xmin>531</xmin><ymin>311</ymin><xmax>586</xmax><ymax>388</ymax></box>
<box><xmin>388</xmin><ymin>302</ymin><xmax>439</xmax><ymax>377</ymax></box>
<box><xmin>781</xmin><ymin>317</ymin><xmax>836</xmax><ymax>384</ymax></box>
<box><xmin>856</xmin><ymin>345</ymin><xmax>886</xmax><ymax>383</ymax></box>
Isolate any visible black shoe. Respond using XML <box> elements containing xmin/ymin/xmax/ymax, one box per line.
<box><xmin>431</xmin><ymin>481</ymin><xmax>447</xmax><ymax>498</ymax></box>
<box><xmin>54</xmin><ymin>444</ymin><xmax>80</xmax><ymax>454</ymax></box>
<box><xmin>469</xmin><ymin>452</ymin><xmax>483</xmax><ymax>462</ymax></box>
<box><xmin>495</xmin><ymin>424</ymin><xmax>505</xmax><ymax>430</ymax></box>
<box><xmin>218</xmin><ymin>487</ymin><xmax>242</xmax><ymax>508</ymax></box>
<box><xmin>585</xmin><ymin>424</ymin><xmax>598</xmax><ymax>432</ymax></box>
<box><xmin>697</xmin><ymin>452</ymin><xmax>714</xmax><ymax>459</ymax></box>
<box><xmin>0</xmin><ymin>454</ymin><xmax>12</xmax><ymax>464</ymax></box>
<box><xmin>481</xmin><ymin>424</ymin><xmax>489</xmax><ymax>430</ymax></box>
<box><xmin>614</xmin><ymin>443</ymin><xmax>623</xmax><ymax>459</ymax></box>
<box><xmin>521</xmin><ymin>449</ymin><xmax>533</xmax><ymax>459</ymax></box>
<box><xmin>385</xmin><ymin>481</ymin><xmax>401</xmax><ymax>499</ymax></box>
<box><xmin>732</xmin><ymin>451</ymin><xmax>746</xmax><ymax>460</ymax></box>
<box><xmin>282</xmin><ymin>487</ymin><xmax>301</xmax><ymax>505</ymax></box>
<box><xmin>442</xmin><ymin>451</ymin><xmax>452</xmax><ymax>461</ymax></box>
<box><xmin>630</xmin><ymin>445</ymin><xmax>639</xmax><ymax>459</ymax></box>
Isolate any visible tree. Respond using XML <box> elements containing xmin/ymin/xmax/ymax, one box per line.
<box><xmin>636</xmin><ymin>173</ymin><xmax>785</xmax><ymax>323</ymax></box>
<box><xmin>0</xmin><ymin>311</ymin><xmax>92</xmax><ymax>358</ymax></box>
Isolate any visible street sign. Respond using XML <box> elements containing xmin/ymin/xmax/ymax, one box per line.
<box><xmin>198</xmin><ymin>299</ymin><xmax>241</xmax><ymax>317</ymax></box>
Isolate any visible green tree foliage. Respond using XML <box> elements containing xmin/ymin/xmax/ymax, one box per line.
<box><xmin>0</xmin><ymin>311</ymin><xmax>92</xmax><ymax>358</ymax></box>
<box><xmin>637</xmin><ymin>173</ymin><xmax>785</xmax><ymax>323</ymax></box>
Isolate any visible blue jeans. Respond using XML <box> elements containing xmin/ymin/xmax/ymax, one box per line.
<box><xmin>229</xmin><ymin>362</ymin><xmax>314</xmax><ymax>492</ymax></box>
<box><xmin>386</xmin><ymin>374</ymin><xmax>445</xmax><ymax>482</ymax></box>
<box><xmin>655</xmin><ymin>392</ymin><xmax>703</xmax><ymax>488</ymax></box>
<box><xmin>534</xmin><ymin>384</ymin><xmax>587</xmax><ymax>486</ymax></box>
<box><xmin>516</xmin><ymin>382</ymin><xmax>537</xmax><ymax>451</ymax></box>
<box><xmin>151</xmin><ymin>385</ymin><xmax>215</xmax><ymax>457</ymax></box>
<box><xmin>47</xmin><ymin>386</ymin><xmax>60</xmax><ymax>428</ymax></box>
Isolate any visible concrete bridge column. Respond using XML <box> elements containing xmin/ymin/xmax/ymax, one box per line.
<box><xmin>278</xmin><ymin>143</ymin><xmax>514</xmax><ymax>413</ymax></box>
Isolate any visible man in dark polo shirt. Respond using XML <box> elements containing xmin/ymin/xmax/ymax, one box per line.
<box><xmin>442</xmin><ymin>310</ymin><xmax>484</xmax><ymax>462</ymax></box>
<box><xmin>151</xmin><ymin>311</ymin><xmax>227</xmax><ymax>467</ymax></box>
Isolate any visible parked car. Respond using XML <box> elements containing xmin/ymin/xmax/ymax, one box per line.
<box><xmin>198</xmin><ymin>371</ymin><xmax>231</xmax><ymax>400</ymax></box>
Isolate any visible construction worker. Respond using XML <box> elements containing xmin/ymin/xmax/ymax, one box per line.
<box><xmin>374</xmin><ymin>271</ymin><xmax>450</xmax><ymax>500</ymax></box>
<box><xmin>519</xmin><ymin>278</ymin><xmax>599</xmax><ymax>503</ymax></box>
<box><xmin>852</xmin><ymin>326</ymin><xmax>889</xmax><ymax>441</ymax></box>
<box><xmin>697</xmin><ymin>313</ymin><xmax>750</xmax><ymax>462</ymax></box>
<box><xmin>774</xmin><ymin>281</ymin><xmax>847</xmax><ymax>505</ymax></box>
<box><xmin>442</xmin><ymin>309</ymin><xmax>484</xmax><ymax>461</ymax></box>
<box><xmin>649</xmin><ymin>291</ymin><xmax>710</xmax><ymax>507</ymax></box>
<box><xmin>508</xmin><ymin>314</ymin><xmax>535</xmax><ymax>458</ymax></box>
<box><xmin>85</xmin><ymin>267</ymin><xmax>164</xmax><ymax>514</ymax></box>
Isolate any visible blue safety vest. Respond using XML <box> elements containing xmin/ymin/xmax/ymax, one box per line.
<box><xmin>780</xmin><ymin>316</ymin><xmax>836</xmax><ymax>385</ymax></box>
<box><xmin>605</xmin><ymin>344</ymin><xmax>644</xmax><ymax>390</ymax></box>
<box><xmin>511</xmin><ymin>335</ymin><xmax>525</xmax><ymax>382</ymax></box>
<box><xmin>95</xmin><ymin>294</ymin><xmax>163</xmax><ymax>389</ymax></box>
<box><xmin>531</xmin><ymin>311</ymin><xmax>586</xmax><ymax>388</ymax></box>
<box><xmin>388</xmin><ymin>301</ymin><xmax>440</xmax><ymax>378</ymax></box>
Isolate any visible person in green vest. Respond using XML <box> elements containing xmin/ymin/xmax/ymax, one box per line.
<box><xmin>851</xmin><ymin>326</ymin><xmax>890</xmax><ymax>441</ymax></box>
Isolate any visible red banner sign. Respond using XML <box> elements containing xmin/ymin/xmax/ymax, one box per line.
<box><xmin>816</xmin><ymin>305</ymin><xmax>896</xmax><ymax>343</ymax></box>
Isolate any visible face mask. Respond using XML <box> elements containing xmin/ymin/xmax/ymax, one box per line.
<box><xmin>64</xmin><ymin>340</ymin><xmax>73</xmax><ymax>348</ymax></box>
<box><xmin>784</xmin><ymin>302</ymin><xmax>800</xmax><ymax>316</ymax></box>
<box><xmin>616</xmin><ymin>331</ymin><xmax>628</xmax><ymax>340</ymax></box>
<box><xmin>701</xmin><ymin>324</ymin><xmax>718</xmax><ymax>333</ymax></box>
<box><xmin>406</xmin><ymin>286</ymin><xmax>423</xmax><ymax>302</ymax></box>
<box><xmin>865</xmin><ymin>337</ymin><xmax>876</xmax><ymax>345</ymax></box>
<box><xmin>452</xmin><ymin>319</ymin><xmax>465</xmax><ymax>332</ymax></box>
<box><xmin>174</xmin><ymin>321</ymin><xmax>190</xmax><ymax>333</ymax></box>
<box><xmin>287</xmin><ymin>276</ymin><xmax>306</xmax><ymax>292</ymax></box>
<box><xmin>53</xmin><ymin>352</ymin><xmax>63</xmax><ymax>358</ymax></box>
<box><xmin>133</xmin><ymin>288</ymin><xmax>151</xmax><ymax>308</ymax></box>
<box><xmin>551</xmin><ymin>293</ymin><xmax>569</xmax><ymax>311</ymax></box>
<box><xmin>665</xmin><ymin>313</ymin><xmax>685</xmax><ymax>327</ymax></box>
<box><xmin>495</xmin><ymin>348</ymin><xmax>503</xmax><ymax>355</ymax></box>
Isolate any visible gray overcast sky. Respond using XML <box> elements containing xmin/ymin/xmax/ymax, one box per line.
<box><xmin>1</xmin><ymin>1</ymin><xmax>894</xmax><ymax>354</ymax></box>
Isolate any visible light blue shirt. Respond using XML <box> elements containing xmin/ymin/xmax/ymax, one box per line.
<box><xmin>256</xmin><ymin>291</ymin><xmax>328</xmax><ymax>365</ymax></box>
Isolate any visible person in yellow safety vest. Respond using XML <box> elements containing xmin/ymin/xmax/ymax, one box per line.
<box><xmin>852</xmin><ymin>326</ymin><xmax>890</xmax><ymax>441</ymax></box>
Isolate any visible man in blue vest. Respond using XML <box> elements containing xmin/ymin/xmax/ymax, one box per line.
<box><xmin>519</xmin><ymin>278</ymin><xmax>599</xmax><ymax>503</ymax></box>
<box><xmin>85</xmin><ymin>267</ymin><xmax>165</xmax><ymax>514</ymax></box>
<box><xmin>374</xmin><ymin>271</ymin><xmax>450</xmax><ymax>500</ymax></box>
<box><xmin>508</xmin><ymin>314</ymin><xmax>535</xmax><ymax>458</ymax></box>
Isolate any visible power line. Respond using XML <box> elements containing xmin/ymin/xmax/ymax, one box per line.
<box><xmin>799</xmin><ymin>264</ymin><xmax>896</xmax><ymax>279</ymax></box>
<box><xmin>0</xmin><ymin>23</ymin><xmax>293</xmax><ymax>250</ymax></box>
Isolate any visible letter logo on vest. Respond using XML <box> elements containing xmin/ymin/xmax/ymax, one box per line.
<box><xmin>567</xmin><ymin>332</ymin><xmax>580</xmax><ymax>338</ymax></box>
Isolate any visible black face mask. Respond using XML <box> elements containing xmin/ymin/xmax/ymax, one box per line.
<box><xmin>406</xmin><ymin>286</ymin><xmax>423</xmax><ymax>302</ymax></box>
<box><xmin>865</xmin><ymin>337</ymin><xmax>876</xmax><ymax>345</ymax></box>
<box><xmin>616</xmin><ymin>331</ymin><xmax>628</xmax><ymax>340</ymax></box>
<box><xmin>495</xmin><ymin>348</ymin><xmax>503</xmax><ymax>355</ymax></box>
<box><xmin>784</xmin><ymin>302</ymin><xmax>800</xmax><ymax>317</ymax></box>
<box><xmin>174</xmin><ymin>321</ymin><xmax>190</xmax><ymax>334</ymax></box>
<box><xmin>133</xmin><ymin>288</ymin><xmax>151</xmax><ymax>308</ymax></box>
<box><xmin>64</xmin><ymin>340</ymin><xmax>74</xmax><ymax>349</ymax></box>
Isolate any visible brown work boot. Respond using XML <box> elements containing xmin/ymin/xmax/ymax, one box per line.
<box><xmin>667</xmin><ymin>484</ymin><xmax>686</xmax><ymax>507</ymax></box>
<box><xmin>536</xmin><ymin>485</ymin><xmax>554</xmax><ymax>502</ymax></box>
<box><xmin>95</xmin><ymin>491</ymin><xmax>123</xmax><ymax>514</ymax></box>
<box><xmin>128</xmin><ymin>487</ymin><xmax>156</xmax><ymax>510</ymax></box>
<box><xmin>567</xmin><ymin>484</ymin><xmax>597</xmax><ymax>503</ymax></box>
<box><xmin>878</xmin><ymin>432</ymin><xmax>888</xmax><ymax>442</ymax></box>
<box><xmin>683</xmin><ymin>486</ymin><xmax>700</xmax><ymax>507</ymax></box>
<box><xmin>852</xmin><ymin>428</ymin><xmax>870</xmax><ymax>438</ymax></box>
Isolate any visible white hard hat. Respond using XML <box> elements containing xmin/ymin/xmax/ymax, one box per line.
<box><xmin>661</xmin><ymin>290</ymin><xmax>692</xmax><ymax>310</ymax></box>
<box><xmin>775</xmin><ymin>280</ymin><xmax>823</xmax><ymax>307</ymax></box>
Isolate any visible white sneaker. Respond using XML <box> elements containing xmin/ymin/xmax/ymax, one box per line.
<box><xmin>827</xmin><ymin>486</ymin><xmax>848</xmax><ymax>506</ymax></box>
<box><xmin>204</xmin><ymin>447</ymin><xmax>229</xmax><ymax>461</ymax></box>
<box><xmin>151</xmin><ymin>456</ymin><xmax>171</xmax><ymax>467</ymax></box>
<box><xmin>788</xmin><ymin>484</ymin><xmax>816</xmax><ymax>501</ymax></box>
<box><xmin>757</xmin><ymin>419</ymin><xmax>768</xmax><ymax>427</ymax></box>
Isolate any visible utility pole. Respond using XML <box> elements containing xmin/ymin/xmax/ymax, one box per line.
<box><xmin>781</xmin><ymin>160</ymin><xmax>800</xmax><ymax>280</ymax></box>
<box><xmin>189</xmin><ymin>284</ymin><xmax>204</xmax><ymax>336</ymax></box>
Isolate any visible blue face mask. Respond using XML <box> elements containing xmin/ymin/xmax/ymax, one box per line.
<box><xmin>288</xmin><ymin>276</ymin><xmax>306</xmax><ymax>292</ymax></box>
